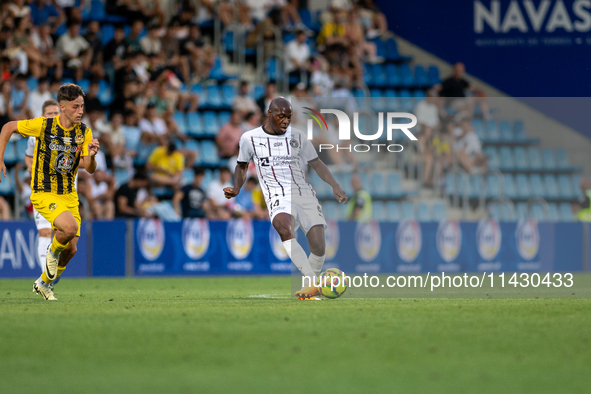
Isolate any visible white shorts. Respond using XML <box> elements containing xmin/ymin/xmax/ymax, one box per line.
<box><xmin>33</xmin><ymin>206</ymin><xmax>52</xmax><ymax>231</ymax></box>
<box><xmin>268</xmin><ymin>196</ymin><xmax>327</xmax><ymax>235</ymax></box>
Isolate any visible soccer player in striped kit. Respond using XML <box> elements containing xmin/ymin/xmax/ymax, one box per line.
<box><xmin>224</xmin><ymin>97</ymin><xmax>348</xmax><ymax>299</ymax></box>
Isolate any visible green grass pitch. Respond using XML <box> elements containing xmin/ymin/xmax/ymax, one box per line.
<box><xmin>1</xmin><ymin>276</ymin><xmax>590</xmax><ymax>393</ymax></box>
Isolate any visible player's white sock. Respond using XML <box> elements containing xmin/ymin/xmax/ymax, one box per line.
<box><xmin>309</xmin><ymin>253</ymin><xmax>325</xmax><ymax>277</ymax></box>
<box><xmin>38</xmin><ymin>236</ymin><xmax>52</xmax><ymax>272</ymax></box>
<box><xmin>282</xmin><ymin>238</ymin><xmax>316</xmax><ymax>283</ymax></box>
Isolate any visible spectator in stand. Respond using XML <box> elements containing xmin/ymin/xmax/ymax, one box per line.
<box><xmin>31</xmin><ymin>23</ymin><xmax>63</xmax><ymax>79</ymax></box>
<box><xmin>83</xmin><ymin>20</ymin><xmax>105</xmax><ymax>79</ymax></box>
<box><xmin>180</xmin><ymin>24</ymin><xmax>215</xmax><ymax>82</ymax></box>
<box><xmin>173</xmin><ymin>167</ymin><xmax>210</xmax><ymax>218</ymax></box>
<box><xmin>0</xmin><ymin>80</ymin><xmax>14</xmax><ymax>127</ymax></box>
<box><xmin>345</xmin><ymin>174</ymin><xmax>372</xmax><ymax>222</ymax></box>
<box><xmin>140</xmin><ymin>22</ymin><xmax>162</xmax><ymax>57</ymax></box>
<box><xmin>285</xmin><ymin>29</ymin><xmax>312</xmax><ymax>88</ymax></box>
<box><xmin>216</xmin><ymin>110</ymin><xmax>244</xmax><ymax>161</ymax></box>
<box><xmin>207</xmin><ymin>167</ymin><xmax>233</xmax><ymax>219</ymax></box>
<box><xmin>29</xmin><ymin>0</ymin><xmax>64</xmax><ymax>30</ymax></box>
<box><xmin>114</xmin><ymin>168</ymin><xmax>151</xmax><ymax>218</ymax></box>
<box><xmin>453</xmin><ymin>117</ymin><xmax>488</xmax><ymax>174</ymax></box>
<box><xmin>257</xmin><ymin>82</ymin><xmax>276</xmax><ymax>114</ymax></box>
<box><xmin>84</xmin><ymin>80</ymin><xmax>103</xmax><ymax>113</ymax></box>
<box><xmin>146</xmin><ymin>139</ymin><xmax>185</xmax><ymax>189</ymax></box>
<box><xmin>55</xmin><ymin>21</ymin><xmax>92</xmax><ymax>81</ymax></box>
<box><xmin>28</xmin><ymin>78</ymin><xmax>52</xmax><ymax>118</ymax></box>
<box><xmin>414</xmin><ymin>90</ymin><xmax>442</xmax><ymax>154</ymax></box>
<box><xmin>433</xmin><ymin>62</ymin><xmax>490</xmax><ymax>119</ymax></box>
<box><xmin>11</xmin><ymin>73</ymin><xmax>31</xmax><ymax>120</ymax></box>
<box><xmin>233</xmin><ymin>81</ymin><xmax>259</xmax><ymax>117</ymax></box>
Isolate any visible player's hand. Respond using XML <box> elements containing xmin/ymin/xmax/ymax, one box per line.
<box><xmin>88</xmin><ymin>139</ymin><xmax>100</xmax><ymax>157</ymax></box>
<box><xmin>333</xmin><ymin>185</ymin><xmax>348</xmax><ymax>204</ymax></box>
<box><xmin>0</xmin><ymin>161</ymin><xmax>5</xmax><ymax>182</ymax></box>
<box><xmin>224</xmin><ymin>187</ymin><xmax>239</xmax><ymax>199</ymax></box>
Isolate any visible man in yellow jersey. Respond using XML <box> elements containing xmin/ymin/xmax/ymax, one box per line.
<box><xmin>0</xmin><ymin>84</ymin><xmax>99</xmax><ymax>301</ymax></box>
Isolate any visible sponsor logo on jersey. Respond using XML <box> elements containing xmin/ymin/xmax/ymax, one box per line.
<box><xmin>515</xmin><ymin>219</ymin><xmax>539</xmax><ymax>261</ymax></box>
<box><xmin>137</xmin><ymin>219</ymin><xmax>165</xmax><ymax>261</ymax></box>
<box><xmin>436</xmin><ymin>220</ymin><xmax>462</xmax><ymax>262</ymax></box>
<box><xmin>396</xmin><ymin>220</ymin><xmax>422</xmax><ymax>263</ymax></box>
<box><xmin>325</xmin><ymin>219</ymin><xmax>340</xmax><ymax>260</ymax></box>
<box><xmin>54</xmin><ymin>152</ymin><xmax>75</xmax><ymax>173</ymax></box>
<box><xmin>477</xmin><ymin>219</ymin><xmax>502</xmax><ymax>261</ymax></box>
<box><xmin>75</xmin><ymin>133</ymin><xmax>84</xmax><ymax>144</ymax></box>
<box><xmin>269</xmin><ymin>225</ymin><xmax>288</xmax><ymax>261</ymax></box>
<box><xmin>182</xmin><ymin>218</ymin><xmax>210</xmax><ymax>260</ymax></box>
<box><xmin>355</xmin><ymin>220</ymin><xmax>381</xmax><ymax>262</ymax></box>
<box><xmin>227</xmin><ymin>219</ymin><xmax>254</xmax><ymax>260</ymax></box>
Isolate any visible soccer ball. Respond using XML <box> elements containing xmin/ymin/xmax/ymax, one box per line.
<box><xmin>319</xmin><ymin>268</ymin><xmax>349</xmax><ymax>299</ymax></box>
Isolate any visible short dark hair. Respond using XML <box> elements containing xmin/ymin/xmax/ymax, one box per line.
<box><xmin>57</xmin><ymin>83</ymin><xmax>85</xmax><ymax>102</ymax></box>
<box><xmin>42</xmin><ymin>99</ymin><xmax>59</xmax><ymax>114</ymax></box>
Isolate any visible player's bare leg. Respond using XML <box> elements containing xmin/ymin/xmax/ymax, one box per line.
<box><xmin>273</xmin><ymin>213</ymin><xmax>320</xmax><ymax>298</ymax></box>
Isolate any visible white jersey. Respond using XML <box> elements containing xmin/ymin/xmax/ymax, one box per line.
<box><xmin>237</xmin><ymin>126</ymin><xmax>317</xmax><ymax>202</ymax></box>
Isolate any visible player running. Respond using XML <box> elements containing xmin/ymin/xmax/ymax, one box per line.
<box><xmin>0</xmin><ymin>84</ymin><xmax>100</xmax><ymax>301</ymax></box>
<box><xmin>24</xmin><ymin>99</ymin><xmax>61</xmax><ymax>289</ymax></box>
<box><xmin>224</xmin><ymin>97</ymin><xmax>347</xmax><ymax>299</ymax></box>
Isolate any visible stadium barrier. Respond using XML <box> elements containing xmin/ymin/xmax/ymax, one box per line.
<box><xmin>0</xmin><ymin>219</ymin><xmax>588</xmax><ymax>278</ymax></box>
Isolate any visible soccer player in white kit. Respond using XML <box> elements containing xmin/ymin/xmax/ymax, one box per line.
<box><xmin>224</xmin><ymin>98</ymin><xmax>348</xmax><ymax>298</ymax></box>
<box><xmin>24</xmin><ymin>99</ymin><xmax>60</xmax><ymax>288</ymax></box>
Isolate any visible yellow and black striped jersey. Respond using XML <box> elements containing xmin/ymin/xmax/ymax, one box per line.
<box><xmin>17</xmin><ymin>116</ymin><xmax>93</xmax><ymax>195</ymax></box>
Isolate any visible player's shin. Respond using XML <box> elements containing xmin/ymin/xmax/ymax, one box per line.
<box><xmin>309</xmin><ymin>253</ymin><xmax>325</xmax><ymax>278</ymax></box>
<box><xmin>282</xmin><ymin>238</ymin><xmax>317</xmax><ymax>284</ymax></box>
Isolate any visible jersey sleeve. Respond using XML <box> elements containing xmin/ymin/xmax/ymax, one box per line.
<box><xmin>300</xmin><ymin>134</ymin><xmax>318</xmax><ymax>163</ymax></box>
<box><xmin>17</xmin><ymin>117</ymin><xmax>45</xmax><ymax>138</ymax></box>
<box><xmin>81</xmin><ymin>127</ymin><xmax>94</xmax><ymax>156</ymax></box>
<box><xmin>25</xmin><ymin>137</ymin><xmax>36</xmax><ymax>157</ymax></box>
<box><xmin>237</xmin><ymin>134</ymin><xmax>253</xmax><ymax>164</ymax></box>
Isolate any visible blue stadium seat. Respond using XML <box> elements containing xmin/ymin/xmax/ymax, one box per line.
<box><xmin>547</xmin><ymin>203</ymin><xmax>559</xmax><ymax>221</ymax></box>
<box><xmin>529</xmin><ymin>174</ymin><xmax>544</xmax><ymax>198</ymax></box>
<box><xmin>499</xmin><ymin>147</ymin><xmax>515</xmax><ymax>171</ymax></box>
<box><xmin>401</xmin><ymin>201</ymin><xmax>416</xmax><ymax>220</ymax></box>
<box><xmin>186</xmin><ymin>112</ymin><xmax>203</xmax><ymax>136</ymax></box>
<box><xmin>417</xmin><ymin>202</ymin><xmax>431</xmax><ymax>221</ymax></box>
<box><xmin>385</xmin><ymin>64</ymin><xmax>400</xmax><ymax>87</ymax></box>
<box><xmin>398</xmin><ymin>64</ymin><xmax>413</xmax><ymax>87</ymax></box>
<box><xmin>428</xmin><ymin>65</ymin><xmax>440</xmax><ymax>85</ymax></box>
<box><xmin>499</xmin><ymin>120</ymin><xmax>513</xmax><ymax>142</ymax></box>
<box><xmin>203</xmin><ymin>112</ymin><xmax>219</xmax><ymax>136</ymax></box>
<box><xmin>542</xmin><ymin>148</ymin><xmax>556</xmax><ymax>170</ymax></box>
<box><xmin>559</xmin><ymin>202</ymin><xmax>574</xmax><ymax>221</ymax></box>
<box><xmin>484</xmin><ymin>146</ymin><xmax>499</xmax><ymax>171</ymax></box>
<box><xmin>513</xmin><ymin>147</ymin><xmax>528</xmax><ymax>170</ymax></box>
<box><xmin>173</xmin><ymin>112</ymin><xmax>187</xmax><ymax>135</ymax></box>
<box><xmin>372</xmin><ymin>201</ymin><xmax>386</xmax><ymax>221</ymax></box>
<box><xmin>555</xmin><ymin>149</ymin><xmax>571</xmax><ymax>169</ymax></box>
<box><xmin>432</xmin><ymin>202</ymin><xmax>447</xmax><ymax>221</ymax></box>
<box><xmin>527</xmin><ymin>147</ymin><xmax>542</xmax><ymax>170</ymax></box>
<box><xmin>516</xmin><ymin>202</ymin><xmax>529</xmax><ymax>220</ymax></box>
<box><xmin>503</xmin><ymin>174</ymin><xmax>517</xmax><ymax>199</ymax></box>
<box><xmin>530</xmin><ymin>203</ymin><xmax>545</xmax><ymax>220</ymax></box>
<box><xmin>387</xmin><ymin>172</ymin><xmax>404</xmax><ymax>198</ymax></box>
<box><xmin>386</xmin><ymin>201</ymin><xmax>401</xmax><ymax>222</ymax></box>
<box><xmin>221</xmin><ymin>84</ymin><xmax>235</xmax><ymax>109</ymax></box>
<box><xmin>558</xmin><ymin>174</ymin><xmax>575</xmax><ymax>199</ymax></box>
<box><xmin>413</xmin><ymin>65</ymin><xmax>428</xmax><ymax>87</ymax></box>
<box><xmin>515</xmin><ymin>173</ymin><xmax>530</xmax><ymax>199</ymax></box>
<box><xmin>543</xmin><ymin>174</ymin><xmax>559</xmax><ymax>199</ymax></box>
<box><xmin>485</xmin><ymin>120</ymin><xmax>500</xmax><ymax>141</ymax></box>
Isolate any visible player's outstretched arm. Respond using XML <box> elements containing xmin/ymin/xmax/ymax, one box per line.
<box><xmin>0</xmin><ymin>122</ymin><xmax>18</xmax><ymax>182</ymax></box>
<box><xmin>309</xmin><ymin>158</ymin><xmax>348</xmax><ymax>204</ymax></box>
<box><xmin>224</xmin><ymin>162</ymin><xmax>249</xmax><ymax>199</ymax></box>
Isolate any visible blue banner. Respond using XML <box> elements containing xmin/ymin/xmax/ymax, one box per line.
<box><xmin>376</xmin><ymin>0</ymin><xmax>591</xmax><ymax>98</ymax></box>
<box><xmin>0</xmin><ymin>221</ymin><xmax>88</xmax><ymax>278</ymax></box>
